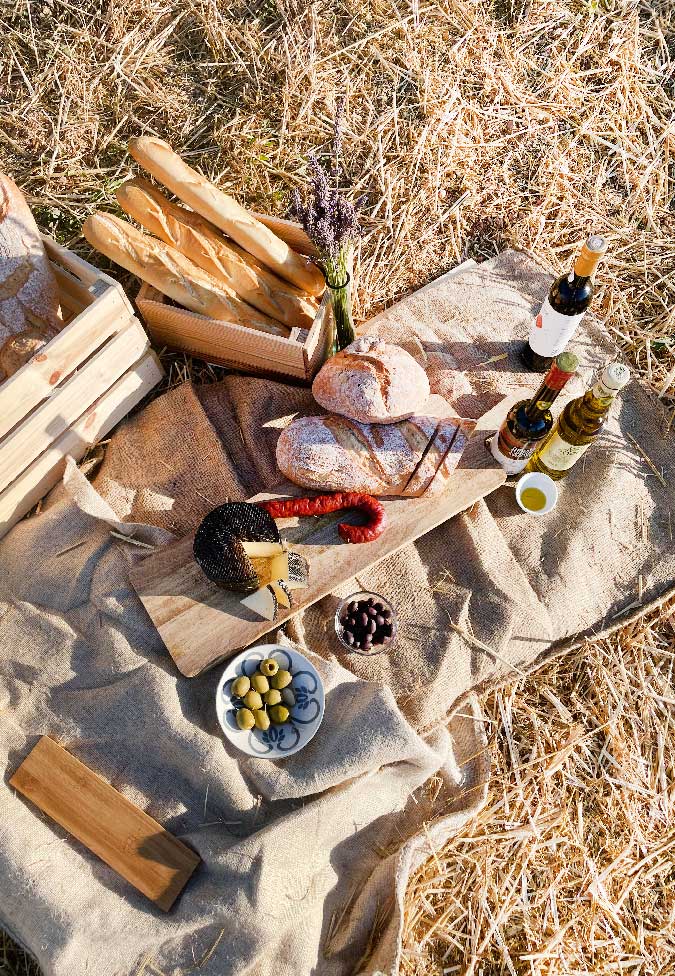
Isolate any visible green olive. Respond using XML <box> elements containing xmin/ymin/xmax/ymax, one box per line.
<box><xmin>270</xmin><ymin>669</ymin><xmax>292</xmax><ymax>690</ymax></box>
<box><xmin>243</xmin><ymin>690</ymin><xmax>263</xmax><ymax>710</ymax></box>
<box><xmin>236</xmin><ymin>708</ymin><xmax>255</xmax><ymax>730</ymax></box>
<box><xmin>264</xmin><ymin>689</ymin><xmax>282</xmax><ymax>706</ymax></box>
<box><xmin>231</xmin><ymin>675</ymin><xmax>251</xmax><ymax>698</ymax></box>
<box><xmin>260</xmin><ymin>658</ymin><xmax>279</xmax><ymax>677</ymax></box>
<box><xmin>254</xmin><ymin>709</ymin><xmax>270</xmax><ymax>731</ymax></box>
<box><xmin>250</xmin><ymin>673</ymin><xmax>270</xmax><ymax>694</ymax></box>
<box><xmin>269</xmin><ymin>704</ymin><xmax>290</xmax><ymax>724</ymax></box>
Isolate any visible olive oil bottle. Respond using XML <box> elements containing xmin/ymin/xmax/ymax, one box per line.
<box><xmin>522</xmin><ymin>235</ymin><xmax>607</xmax><ymax>372</ymax></box>
<box><xmin>525</xmin><ymin>362</ymin><xmax>630</xmax><ymax>480</ymax></box>
<box><xmin>490</xmin><ymin>351</ymin><xmax>578</xmax><ymax>475</ymax></box>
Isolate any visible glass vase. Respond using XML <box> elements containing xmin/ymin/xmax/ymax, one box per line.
<box><xmin>324</xmin><ymin>249</ymin><xmax>355</xmax><ymax>356</ymax></box>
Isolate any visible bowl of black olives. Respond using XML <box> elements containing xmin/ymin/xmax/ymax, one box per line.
<box><xmin>334</xmin><ymin>591</ymin><xmax>397</xmax><ymax>655</ymax></box>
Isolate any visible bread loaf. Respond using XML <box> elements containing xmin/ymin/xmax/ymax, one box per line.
<box><xmin>312</xmin><ymin>335</ymin><xmax>430</xmax><ymax>424</ymax></box>
<box><xmin>424</xmin><ymin>419</ymin><xmax>475</xmax><ymax>496</ymax></box>
<box><xmin>116</xmin><ymin>179</ymin><xmax>318</xmax><ymax>329</ymax></box>
<box><xmin>276</xmin><ymin>413</ymin><xmax>440</xmax><ymax>496</ymax></box>
<box><xmin>127</xmin><ymin>138</ymin><xmax>325</xmax><ymax>296</ymax></box>
<box><xmin>82</xmin><ymin>212</ymin><xmax>290</xmax><ymax>337</ymax></box>
<box><xmin>0</xmin><ymin>172</ymin><xmax>59</xmax><ymax>357</ymax></box>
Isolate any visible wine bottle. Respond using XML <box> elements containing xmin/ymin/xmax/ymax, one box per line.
<box><xmin>525</xmin><ymin>362</ymin><xmax>630</xmax><ymax>480</ymax></box>
<box><xmin>489</xmin><ymin>352</ymin><xmax>578</xmax><ymax>475</ymax></box>
<box><xmin>522</xmin><ymin>235</ymin><xmax>607</xmax><ymax>372</ymax></box>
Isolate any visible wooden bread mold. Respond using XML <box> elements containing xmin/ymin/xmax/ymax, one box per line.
<box><xmin>0</xmin><ymin>236</ymin><xmax>164</xmax><ymax>541</ymax></box>
<box><xmin>136</xmin><ymin>215</ymin><xmax>333</xmax><ymax>383</ymax></box>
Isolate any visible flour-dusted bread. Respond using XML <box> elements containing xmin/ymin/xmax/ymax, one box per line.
<box><xmin>0</xmin><ymin>172</ymin><xmax>59</xmax><ymax>353</ymax></box>
<box><xmin>311</xmin><ymin>335</ymin><xmax>430</xmax><ymax>424</ymax></box>
<box><xmin>276</xmin><ymin>412</ymin><xmax>439</xmax><ymax>496</ymax></box>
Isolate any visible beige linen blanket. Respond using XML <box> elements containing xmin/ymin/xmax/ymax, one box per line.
<box><xmin>0</xmin><ymin>251</ymin><xmax>673</xmax><ymax>976</ymax></box>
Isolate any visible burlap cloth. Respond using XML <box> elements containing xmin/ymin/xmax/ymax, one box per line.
<box><xmin>1</xmin><ymin>251</ymin><xmax>673</xmax><ymax>976</ymax></box>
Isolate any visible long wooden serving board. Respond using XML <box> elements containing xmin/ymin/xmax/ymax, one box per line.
<box><xmin>130</xmin><ymin>396</ymin><xmax>514</xmax><ymax>677</ymax></box>
<box><xmin>10</xmin><ymin>736</ymin><xmax>200</xmax><ymax>911</ymax></box>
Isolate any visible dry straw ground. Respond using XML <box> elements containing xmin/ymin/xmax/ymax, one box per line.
<box><xmin>0</xmin><ymin>0</ymin><xmax>673</xmax><ymax>972</ymax></box>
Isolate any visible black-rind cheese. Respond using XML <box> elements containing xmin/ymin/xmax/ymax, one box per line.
<box><xmin>193</xmin><ymin>502</ymin><xmax>282</xmax><ymax>592</ymax></box>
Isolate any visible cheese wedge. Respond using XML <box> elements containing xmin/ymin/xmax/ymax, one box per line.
<box><xmin>240</xmin><ymin>540</ymin><xmax>285</xmax><ymax>558</ymax></box>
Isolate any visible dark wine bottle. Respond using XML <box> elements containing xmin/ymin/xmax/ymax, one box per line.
<box><xmin>522</xmin><ymin>235</ymin><xmax>607</xmax><ymax>372</ymax></box>
<box><xmin>489</xmin><ymin>351</ymin><xmax>578</xmax><ymax>475</ymax></box>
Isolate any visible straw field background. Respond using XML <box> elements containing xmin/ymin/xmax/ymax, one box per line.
<box><xmin>1</xmin><ymin>0</ymin><xmax>674</xmax><ymax>972</ymax></box>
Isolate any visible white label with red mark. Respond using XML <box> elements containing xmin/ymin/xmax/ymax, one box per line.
<box><xmin>528</xmin><ymin>298</ymin><xmax>584</xmax><ymax>357</ymax></box>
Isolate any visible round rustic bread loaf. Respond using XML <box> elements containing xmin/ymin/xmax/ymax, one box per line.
<box><xmin>311</xmin><ymin>335</ymin><xmax>430</xmax><ymax>423</ymax></box>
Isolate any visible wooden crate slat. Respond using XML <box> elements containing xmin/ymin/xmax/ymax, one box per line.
<box><xmin>10</xmin><ymin>736</ymin><xmax>200</xmax><ymax>911</ymax></box>
<box><xmin>0</xmin><ymin>322</ymin><xmax>150</xmax><ymax>494</ymax></box>
<box><xmin>0</xmin><ymin>304</ymin><xmax>133</xmax><ymax>442</ymax></box>
<box><xmin>51</xmin><ymin>263</ymin><xmax>97</xmax><ymax>311</ymax></box>
<box><xmin>0</xmin><ymin>350</ymin><xmax>163</xmax><ymax>540</ymax></box>
<box><xmin>41</xmin><ymin>237</ymin><xmax>135</xmax><ymax>315</ymax></box>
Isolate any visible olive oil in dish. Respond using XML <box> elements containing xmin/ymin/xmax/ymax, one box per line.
<box><xmin>519</xmin><ymin>486</ymin><xmax>547</xmax><ymax>511</ymax></box>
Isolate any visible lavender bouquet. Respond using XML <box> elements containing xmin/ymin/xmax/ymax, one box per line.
<box><xmin>291</xmin><ymin>104</ymin><xmax>363</xmax><ymax>355</ymax></box>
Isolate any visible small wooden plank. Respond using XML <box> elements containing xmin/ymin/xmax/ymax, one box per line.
<box><xmin>0</xmin><ymin>303</ymin><xmax>132</xmax><ymax>442</ymax></box>
<box><xmin>0</xmin><ymin>350</ymin><xmax>164</xmax><ymax>540</ymax></box>
<box><xmin>130</xmin><ymin>396</ymin><xmax>514</xmax><ymax>677</ymax></box>
<box><xmin>42</xmin><ymin>236</ymin><xmax>135</xmax><ymax>314</ymax></box>
<box><xmin>10</xmin><ymin>736</ymin><xmax>200</xmax><ymax>911</ymax></box>
<box><xmin>0</xmin><ymin>321</ymin><xmax>150</xmax><ymax>493</ymax></box>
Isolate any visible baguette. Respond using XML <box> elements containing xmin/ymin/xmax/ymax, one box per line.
<box><xmin>82</xmin><ymin>212</ymin><xmax>289</xmax><ymax>337</ymax></box>
<box><xmin>116</xmin><ymin>178</ymin><xmax>317</xmax><ymax>329</ymax></box>
<box><xmin>127</xmin><ymin>138</ymin><xmax>325</xmax><ymax>297</ymax></box>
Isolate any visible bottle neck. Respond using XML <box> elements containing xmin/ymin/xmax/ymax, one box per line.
<box><xmin>524</xmin><ymin>361</ymin><xmax>577</xmax><ymax>421</ymax></box>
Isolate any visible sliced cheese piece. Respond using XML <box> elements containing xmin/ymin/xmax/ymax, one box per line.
<box><xmin>240</xmin><ymin>540</ymin><xmax>284</xmax><ymax>558</ymax></box>
<box><xmin>270</xmin><ymin>580</ymin><xmax>291</xmax><ymax>610</ymax></box>
<box><xmin>268</xmin><ymin>551</ymin><xmax>289</xmax><ymax>582</ymax></box>
<box><xmin>240</xmin><ymin>585</ymin><xmax>278</xmax><ymax>621</ymax></box>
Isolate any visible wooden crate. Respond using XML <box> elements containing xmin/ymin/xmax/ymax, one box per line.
<box><xmin>0</xmin><ymin>237</ymin><xmax>164</xmax><ymax>541</ymax></box>
<box><xmin>136</xmin><ymin>214</ymin><xmax>334</xmax><ymax>383</ymax></box>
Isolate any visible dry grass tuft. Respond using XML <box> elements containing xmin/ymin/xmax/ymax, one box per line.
<box><xmin>402</xmin><ymin>596</ymin><xmax>675</xmax><ymax>974</ymax></box>
<box><xmin>0</xmin><ymin>0</ymin><xmax>674</xmax><ymax>973</ymax></box>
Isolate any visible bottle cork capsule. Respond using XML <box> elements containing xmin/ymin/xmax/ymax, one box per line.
<box><xmin>574</xmin><ymin>235</ymin><xmax>607</xmax><ymax>277</ymax></box>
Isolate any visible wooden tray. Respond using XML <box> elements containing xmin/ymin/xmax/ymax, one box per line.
<box><xmin>136</xmin><ymin>214</ymin><xmax>332</xmax><ymax>383</ymax></box>
<box><xmin>129</xmin><ymin>396</ymin><xmax>513</xmax><ymax>677</ymax></box>
<box><xmin>0</xmin><ymin>237</ymin><xmax>164</xmax><ymax>540</ymax></box>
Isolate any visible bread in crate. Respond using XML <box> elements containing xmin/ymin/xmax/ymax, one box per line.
<box><xmin>84</xmin><ymin>137</ymin><xmax>333</xmax><ymax>383</ymax></box>
<box><xmin>0</xmin><ymin>236</ymin><xmax>163</xmax><ymax>540</ymax></box>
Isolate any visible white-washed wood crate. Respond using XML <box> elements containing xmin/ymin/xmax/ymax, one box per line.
<box><xmin>136</xmin><ymin>214</ymin><xmax>333</xmax><ymax>382</ymax></box>
<box><xmin>0</xmin><ymin>237</ymin><xmax>164</xmax><ymax>541</ymax></box>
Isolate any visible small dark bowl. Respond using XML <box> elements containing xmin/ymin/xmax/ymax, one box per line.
<box><xmin>334</xmin><ymin>591</ymin><xmax>398</xmax><ymax>656</ymax></box>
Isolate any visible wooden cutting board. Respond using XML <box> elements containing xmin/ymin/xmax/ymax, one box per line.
<box><xmin>10</xmin><ymin>736</ymin><xmax>200</xmax><ymax>911</ymax></box>
<box><xmin>129</xmin><ymin>395</ymin><xmax>514</xmax><ymax>678</ymax></box>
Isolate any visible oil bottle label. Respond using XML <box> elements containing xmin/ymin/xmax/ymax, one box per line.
<box><xmin>538</xmin><ymin>432</ymin><xmax>590</xmax><ymax>471</ymax></box>
<box><xmin>528</xmin><ymin>298</ymin><xmax>584</xmax><ymax>357</ymax></box>
<box><xmin>490</xmin><ymin>427</ymin><xmax>536</xmax><ymax>475</ymax></box>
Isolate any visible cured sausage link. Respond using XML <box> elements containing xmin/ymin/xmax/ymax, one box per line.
<box><xmin>258</xmin><ymin>492</ymin><xmax>387</xmax><ymax>543</ymax></box>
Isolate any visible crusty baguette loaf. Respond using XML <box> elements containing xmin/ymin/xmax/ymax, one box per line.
<box><xmin>116</xmin><ymin>178</ymin><xmax>317</xmax><ymax>330</ymax></box>
<box><xmin>276</xmin><ymin>412</ymin><xmax>440</xmax><ymax>496</ymax></box>
<box><xmin>0</xmin><ymin>172</ymin><xmax>60</xmax><ymax>359</ymax></box>
<box><xmin>312</xmin><ymin>335</ymin><xmax>430</xmax><ymax>423</ymax></box>
<box><xmin>127</xmin><ymin>137</ymin><xmax>325</xmax><ymax>297</ymax></box>
<box><xmin>82</xmin><ymin>212</ymin><xmax>290</xmax><ymax>337</ymax></box>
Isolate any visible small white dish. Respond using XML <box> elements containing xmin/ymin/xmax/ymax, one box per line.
<box><xmin>216</xmin><ymin>644</ymin><xmax>325</xmax><ymax>759</ymax></box>
<box><xmin>515</xmin><ymin>472</ymin><xmax>558</xmax><ymax>515</ymax></box>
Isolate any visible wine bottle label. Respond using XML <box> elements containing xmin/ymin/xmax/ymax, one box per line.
<box><xmin>528</xmin><ymin>298</ymin><xmax>584</xmax><ymax>358</ymax></box>
<box><xmin>490</xmin><ymin>427</ymin><xmax>536</xmax><ymax>475</ymax></box>
<box><xmin>537</xmin><ymin>432</ymin><xmax>591</xmax><ymax>471</ymax></box>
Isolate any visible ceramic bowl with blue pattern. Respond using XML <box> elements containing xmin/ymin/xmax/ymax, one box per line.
<box><xmin>216</xmin><ymin>644</ymin><xmax>325</xmax><ymax>758</ymax></box>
